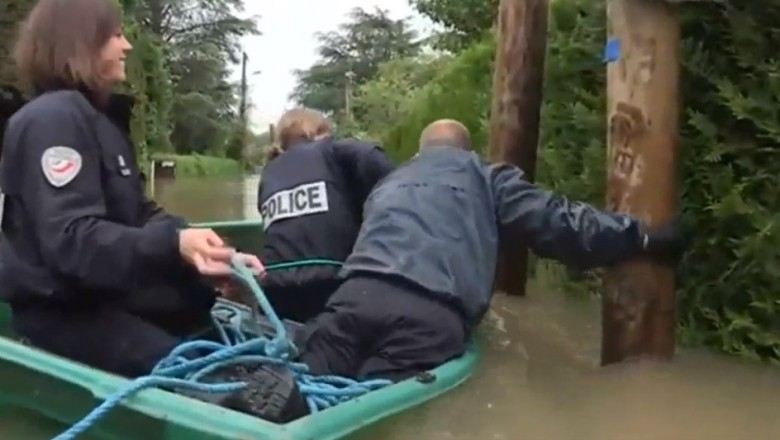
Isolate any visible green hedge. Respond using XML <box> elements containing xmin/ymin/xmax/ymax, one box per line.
<box><xmin>383</xmin><ymin>0</ymin><xmax>780</xmax><ymax>363</ymax></box>
<box><xmin>674</xmin><ymin>1</ymin><xmax>780</xmax><ymax>361</ymax></box>
<box><xmin>120</xmin><ymin>0</ymin><xmax>173</xmax><ymax>163</ymax></box>
<box><xmin>380</xmin><ymin>38</ymin><xmax>494</xmax><ymax>160</ymax></box>
<box><xmin>152</xmin><ymin>154</ymin><xmax>243</xmax><ymax>178</ymax></box>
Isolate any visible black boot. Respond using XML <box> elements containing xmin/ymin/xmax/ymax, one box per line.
<box><xmin>224</xmin><ymin>364</ymin><xmax>309</xmax><ymax>423</ymax></box>
<box><xmin>176</xmin><ymin>364</ymin><xmax>251</xmax><ymax>408</ymax></box>
<box><xmin>179</xmin><ymin>364</ymin><xmax>309</xmax><ymax>424</ymax></box>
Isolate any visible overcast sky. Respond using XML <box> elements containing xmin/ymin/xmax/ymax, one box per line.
<box><xmin>236</xmin><ymin>0</ymin><xmax>435</xmax><ymax>131</ymax></box>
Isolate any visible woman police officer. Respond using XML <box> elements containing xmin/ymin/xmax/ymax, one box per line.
<box><xmin>0</xmin><ymin>0</ymin><xmax>264</xmax><ymax>379</ymax></box>
<box><xmin>257</xmin><ymin>108</ymin><xmax>395</xmax><ymax>322</ymax></box>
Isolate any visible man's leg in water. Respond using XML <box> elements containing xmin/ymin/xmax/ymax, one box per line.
<box><xmin>299</xmin><ymin>276</ymin><xmax>467</xmax><ymax>382</ymax></box>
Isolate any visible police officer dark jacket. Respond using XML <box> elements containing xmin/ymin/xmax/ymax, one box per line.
<box><xmin>342</xmin><ymin>145</ymin><xmax>649</xmax><ymax>327</ymax></box>
<box><xmin>0</xmin><ymin>89</ymin><xmax>191</xmax><ymax>305</ymax></box>
<box><xmin>258</xmin><ymin>136</ymin><xmax>395</xmax><ymax>294</ymax></box>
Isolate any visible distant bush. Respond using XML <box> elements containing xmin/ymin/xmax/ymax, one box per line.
<box><xmin>152</xmin><ymin>154</ymin><xmax>243</xmax><ymax>178</ymax></box>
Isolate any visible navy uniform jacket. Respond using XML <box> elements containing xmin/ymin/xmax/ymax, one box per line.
<box><xmin>342</xmin><ymin>145</ymin><xmax>644</xmax><ymax>325</ymax></box>
<box><xmin>0</xmin><ymin>90</ymin><xmax>189</xmax><ymax>304</ymax></box>
<box><xmin>258</xmin><ymin>137</ymin><xmax>394</xmax><ymax>290</ymax></box>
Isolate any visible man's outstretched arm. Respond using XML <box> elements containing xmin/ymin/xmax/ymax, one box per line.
<box><xmin>489</xmin><ymin>163</ymin><xmax>645</xmax><ymax>270</ymax></box>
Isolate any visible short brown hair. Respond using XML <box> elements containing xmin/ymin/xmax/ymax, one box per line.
<box><xmin>14</xmin><ymin>0</ymin><xmax>122</xmax><ymax>93</ymax></box>
<box><xmin>266</xmin><ymin>108</ymin><xmax>332</xmax><ymax>161</ymax></box>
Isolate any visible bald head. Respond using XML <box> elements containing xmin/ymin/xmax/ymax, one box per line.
<box><xmin>419</xmin><ymin>119</ymin><xmax>472</xmax><ymax>152</ymax></box>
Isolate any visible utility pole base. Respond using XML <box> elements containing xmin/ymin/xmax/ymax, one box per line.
<box><xmin>601</xmin><ymin>0</ymin><xmax>680</xmax><ymax>365</ymax></box>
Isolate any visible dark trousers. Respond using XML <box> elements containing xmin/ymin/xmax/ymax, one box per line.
<box><xmin>263</xmin><ymin>278</ymin><xmax>343</xmax><ymax>324</ymax></box>
<box><xmin>10</xmin><ymin>278</ymin><xmax>216</xmax><ymax>378</ymax></box>
<box><xmin>299</xmin><ymin>275</ymin><xmax>467</xmax><ymax>382</ymax></box>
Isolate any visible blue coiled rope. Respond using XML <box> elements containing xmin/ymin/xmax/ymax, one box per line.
<box><xmin>52</xmin><ymin>256</ymin><xmax>391</xmax><ymax>440</ymax></box>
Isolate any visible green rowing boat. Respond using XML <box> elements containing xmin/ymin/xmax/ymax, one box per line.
<box><xmin>0</xmin><ymin>219</ymin><xmax>479</xmax><ymax>439</ymax></box>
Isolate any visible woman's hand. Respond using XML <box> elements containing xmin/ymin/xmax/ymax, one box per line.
<box><xmin>178</xmin><ymin>228</ymin><xmax>236</xmax><ymax>275</ymax></box>
<box><xmin>178</xmin><ymin>228</ymin><xmax>266</xmax><ymax>278</ymax></box>
<box><xmin>232</xmin><ymin>252</ymin><xmax>266</xmax><ymax>277</ymax></box>
<box><xmin>193</xmin><ymin>252</ymin><xmax>266</xmax><ymax>278</ymax></box>
<box><xmin>205</xmin><ymin>252</ymin><xmax>265</xmax><ymax>277</ymax></box>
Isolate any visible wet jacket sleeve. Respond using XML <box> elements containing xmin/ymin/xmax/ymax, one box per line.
<box><xmin>331</xmin><ymin>140</ymin><xmax>396</xmax><ymax>196</ymax></box>
<box><xmin>17</xmin><ymin>105</ymin><xmax>182</xmax><ymax>292</ymax></box>
<box><xmin>489</xmin><ymin>163</ymin><xmax>643</xmax><ymax>270</ymax></box>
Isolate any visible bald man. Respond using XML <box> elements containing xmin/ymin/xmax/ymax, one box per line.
<box><xmin>296</xmin><ymin>119</ymin><xmax>683</xmax><ymax>384</ymax></box>
<box><xmin>419</xmin><ymin>118</ymin><xmax>472</xmax><ymax>151</ymax></box>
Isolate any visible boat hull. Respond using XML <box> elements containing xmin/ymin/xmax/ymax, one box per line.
<box><xmin>0</xmin><ymin>220</ymin><xmax>480</xmax><ymax>439</ymax></box>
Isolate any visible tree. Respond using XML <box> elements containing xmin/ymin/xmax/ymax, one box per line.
<box><xmin>0</xmin><ymin>0</ymin><xmax>256</xmax><ymax>163</ymax></box>
<box><xmin>128</xmin><ymin>0</ymin><xmax>258</xmax><ymax>156</ymax></box>
<box><xmin>411</xmin><ymin>0</ymin><xmax>497</xmax><ymax>51</ymax></box>
<box><xmin>167</xmin><ymin>42</ymin><xmax>238</xmax><ymax>154</ymax></box>
<box><xmin>0</xmin><ymin>0</ymin><xmax>37</xmax><ymax>87</ymax></box>
<box><xmin>379</xmin><ymin>38</ymin><xmax>494</xmax><ymax>160</ymax></box>
<box><xmin>122</xmin><ymin>15</ymin><xmax>175</xmax><ymax>157</ymax></box>
<box><xmin>129</xmin><ymin>0</ymin><xmax>256</xmax><ymax>63</ymax></box>
<box><xmin>353</xmin><ymin>54</ymin><xmax>450</xmax><ymax>138</ymax></box>
<box><xmin>290</xmin><ymin>7</ymin><xmax>421</xmax><ymax>120</ymax></box>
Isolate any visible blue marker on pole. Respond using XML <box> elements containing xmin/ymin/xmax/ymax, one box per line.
<box><xmin>604</xmin><ymin>38</ymin><xmax>620</xmax><ymax>63</ymax></box>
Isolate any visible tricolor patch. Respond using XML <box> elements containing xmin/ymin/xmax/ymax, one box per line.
<box><xmin>41</xmin><ymin>146</ymin><xmax>82</xmax><ymax>187</ymax></box>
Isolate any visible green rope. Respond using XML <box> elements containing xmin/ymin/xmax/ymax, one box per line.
<box><xmin>264</xmin><ymin>259</ymin><xmax>343</xmax><ymax>271</ymax></box>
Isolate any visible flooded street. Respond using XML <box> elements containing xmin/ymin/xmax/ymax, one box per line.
<box><xmin>2</xmin><ymin>175</ymin><xmax>780</xmax><ymax>439</ymax></box>
<box><xmin>360</xmin><ymin>290</ymin><xmax>780</xmax><ymax>440</ymax></box>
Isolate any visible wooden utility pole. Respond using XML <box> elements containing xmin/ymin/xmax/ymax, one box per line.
<box><xmin>601</xmin><ymin>0</ymin><xmax>680</xmax><ymax>365</ymax></box>
<box><xmin>487</xmin><ymin>0</ymin><xmax>549</xmax><ymax>296</ymax></box>
<box><xmin>344</xmin><ymin>70</ymin><xmax>355</xmax><ymax>122</ymax></box>
<box><xmin>238</xmin><ymin>52</ymin><xmax>249</xmax><ymax>166</ymax></box>
<box><xmin>239</xmin><ymin>52</ymin><xmax>248</xmax><ymax>122</ymax></box>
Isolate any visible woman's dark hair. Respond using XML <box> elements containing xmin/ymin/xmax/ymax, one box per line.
<box><xmin>13</xmin><ymin>0</ymin><xmax>122</xmax><ymax>94</ymax></box>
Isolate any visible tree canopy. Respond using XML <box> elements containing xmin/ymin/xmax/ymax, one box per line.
<box><xmin>0</xmin><ymin>0</ymin><xmax>260</xmax><ymax>162</ymax></box>
<box><xmin>289</xmin><ymin>7</ymin><xmax>422</xmax><ymax>127</ymax></box>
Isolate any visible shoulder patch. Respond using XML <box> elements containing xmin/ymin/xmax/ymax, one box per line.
<box><xmin>41</xmin><ymin>146</ymin><xmax>82</xmax><ymax>188</ymax></box>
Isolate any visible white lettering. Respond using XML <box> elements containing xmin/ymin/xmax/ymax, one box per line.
<box><xmin>260</xmin><ymin>181</ymin><xmax>329</xmax><ymax>229</ymax></box>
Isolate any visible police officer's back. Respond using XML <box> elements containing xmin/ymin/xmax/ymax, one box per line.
<box><xmin>343</xmin><ymin>120</ymin><xmax>684</xmax><ymax>327</ymax></box>
<box><xmin>258</xmin><ymin>109</ymin><xmax>395</xmax><ymax>322</ymax></box>
<box><xmin>295</xmin><ymin>119</ymin><xmax>685</xmax><ymax>384</ymax></box>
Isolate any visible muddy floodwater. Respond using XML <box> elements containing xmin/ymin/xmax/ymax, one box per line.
<box><xmin>2</xmin><ymin>175</ymin><xmax>780</xmax><ymax>439</ymax></box>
